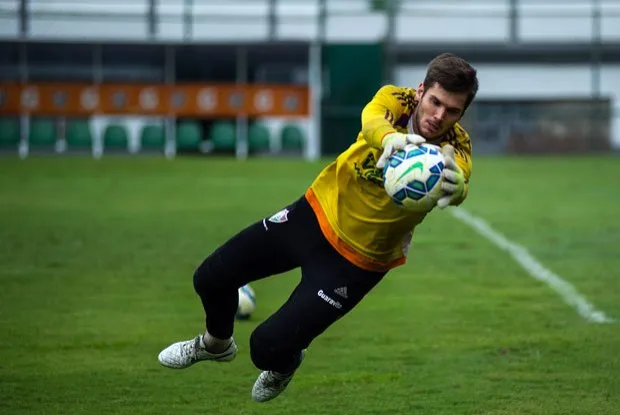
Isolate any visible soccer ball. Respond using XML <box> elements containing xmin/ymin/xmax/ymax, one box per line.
<box><xmin>236</xmin><ymin>284</ymin><xmax>257</xmax><ymax>320</ymax></box>
<box><xmin>382</xmin><ymin>143</ymin><xmax>445</xmax><ymax>212</ymax></box>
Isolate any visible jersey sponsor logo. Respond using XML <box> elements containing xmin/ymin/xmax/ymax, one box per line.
<box><xmin>268</xmin><ymin>208</ymin><xmax>289</xmax><ymax>224</ymax></box>
<box><xmin>317</xmin><ymin>289</ymin><xmax>343</xmax><ymax>309</ymax></box>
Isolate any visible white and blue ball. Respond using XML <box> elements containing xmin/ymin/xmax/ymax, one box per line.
<box><xmin>236</xmin><ymin>284</ymin><xmax>257</xmax><ymax>320</ymax></box>
<box><xmin>382</xmin><ymin>143</ymin><xmax>445</xmax><ymax>213</ymax></box>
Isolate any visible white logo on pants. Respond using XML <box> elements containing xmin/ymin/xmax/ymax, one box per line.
<box><xmin>318</xmin><ymin>289</ymin><xmax>343</xmax><ymax>309</ymax></box>
<box><xmin>268</xmin><ymin>208</ymin><xmax>289</xmax><ymax>224</ymax></box>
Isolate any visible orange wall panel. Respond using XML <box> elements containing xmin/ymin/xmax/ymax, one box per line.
<box><xmin>0</xmin><ymin>83</ymin><xmax>310</xmax><ymax>117</ymax></box>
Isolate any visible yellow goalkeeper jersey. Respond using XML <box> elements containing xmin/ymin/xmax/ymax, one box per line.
<box><xmin>305</xmin><ymin>84</ymin><xmax>472</xmax><ymax>272</ymax></box>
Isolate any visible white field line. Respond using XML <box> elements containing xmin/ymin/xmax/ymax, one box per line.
<box><xmin>450</xmin><ymin>207</ymin><xmax>614</xmax><ymax>324</ymax></box>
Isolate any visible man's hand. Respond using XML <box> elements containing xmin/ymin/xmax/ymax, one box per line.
<box><xmin>437</xmin><ymin>145</ymin><xmax>465</xmax><ymax>209</ymax></box>
<box><xmin>376</xmin><ymin>132</ymin><xmax>426</xmax><ymax>169</ymax></box>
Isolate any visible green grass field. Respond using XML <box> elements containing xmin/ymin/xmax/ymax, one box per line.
<box><xmin>1</xmin><ymin>155</ymin><xmax>619</xmax><ymax>415</ymax></box>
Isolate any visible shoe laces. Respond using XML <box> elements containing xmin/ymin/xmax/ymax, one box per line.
<box><xmin>180</xmin><ymin>336</ymin><xmax>202</xmax><ymax>360</ymax></box>
<box><xmin>263</xmin><ymin>371</ymin><xmax>292</xmax><ymax>389</ymax></box>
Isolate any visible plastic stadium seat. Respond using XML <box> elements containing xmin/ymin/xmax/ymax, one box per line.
<box><xmin>140</xmin><ymin>124</ymin><xmax>165</xmax><ymax>150</ymax></box>
<box><xmin>176</xmin><ymin>120</ymin><xmax>202</xmax><ymax>151</ymax></box>
<box><xmin>0</xmin><ymin>118</ymin><xmax>20</xmax><ymax>146</ymax></box>
<box><xmin>103</xmin><ymin>124</ymin><xmax>129</xmax><ymax>150</ymax></box>
<box><xmin>66</xmin><ymin>119</ymin><xmax>92</xmax><ymax>148</ymax></box>
<box><xmin>29</xmin><ymin>119</ymin><xmax>56</xmax><ymax>147</ymax></box>
<box><xmin>280</xmin><ymin>124</ymin><xmax>304</xmax><ymax>151</ymax></box>
<box><xmin>248</xmin><ymin>123</ymin><xmax>271</xmax><ymax>152</ymax></box>
<box><xmin>209</xmin><ymin>121</ymin><xmax>236</xmax><ymax>152</ymax></box>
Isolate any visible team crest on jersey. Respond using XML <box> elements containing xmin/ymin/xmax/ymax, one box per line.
<box><xmin>268</xmin><ymin>208</ymin><xmax>289</xmax><ymax>224</ymax></box>
<box><xmin>354</xmin><ymin>152</ymin><xmax>383</xmax><ymax>186</ymax></box>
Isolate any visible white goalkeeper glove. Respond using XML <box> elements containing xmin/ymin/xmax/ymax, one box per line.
<box><xmin>376</xmin><ymin>132</ymin><xmax>426</xmax><ymax>169</ymax></box>
<box><xmin>437</xmin><ymin>145</ymin><xmax>466</xmax><ymax>209</ymax></box>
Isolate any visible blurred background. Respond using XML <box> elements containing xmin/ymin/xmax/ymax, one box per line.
<box><xmin>0</xmin><ymin>0</ymin><xmax>618</xmax><ymax>160</ymax></box>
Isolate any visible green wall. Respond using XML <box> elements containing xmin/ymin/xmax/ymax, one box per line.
<box><xmin>321</xmin><ymin>43</ymin><xmax>384</xmax><ymax>155</ymax></box>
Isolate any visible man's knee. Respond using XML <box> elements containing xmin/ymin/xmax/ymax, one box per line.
<box><xmin>250</xmin><ymin>324</ymin><xmax>301</xmax><ymax>373</ymax></box>
<box><xmin>193</xmin><ymin>254</ymin><xmax>225</xmax><ymax>295</ymax></box>
<box><xmin>249</xmin><ymin>325</ymin><xmax>275</xmax><ymax>371</ymax></box>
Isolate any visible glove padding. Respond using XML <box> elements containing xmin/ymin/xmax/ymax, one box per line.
<box><xmin>376</xmin><ymin>132</ymin><xmax>426</xmax><ymax>169</ymax></box>
<box><xmin>437</xmin><ymin>145</ymin><xmax>465</xmax><ymax>209</ymax></box>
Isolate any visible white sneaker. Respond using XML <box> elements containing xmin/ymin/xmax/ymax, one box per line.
<box><xmin>158</xmin><ymin>334</ymin><xmax>237</xmax><ymax>369</ymax></box>
<box><xmin>251</xmin><ymin>350</ymin><xmax>305</xmax><ymax>402</ymax></box>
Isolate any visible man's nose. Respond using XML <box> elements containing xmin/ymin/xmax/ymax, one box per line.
<box><xmin>434</xmin><ymin>107</ymin><xmax>446</xmax><ymax>121</ymax></box>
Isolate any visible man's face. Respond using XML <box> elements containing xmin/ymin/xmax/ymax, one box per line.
<box><xmin>415</xmin><ymin>82</ymin><xmax>468</xmax><ymax>140</ymax></box>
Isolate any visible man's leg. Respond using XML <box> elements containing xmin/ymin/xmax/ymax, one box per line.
<box><xmin>158</xmin><ymin>197</ymin><xmax>309</xmax><ymax>369</ymax></box>
<box><xmin>250</xmin><ymin>236</ymin><xmax>386</xmax><ymax>401</ymax></box>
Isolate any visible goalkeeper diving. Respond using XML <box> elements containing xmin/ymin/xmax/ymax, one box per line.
<box><xmin>158</xmin><ymin>52</ymin><xmax>478</xmax><ymax>402</ymax></box>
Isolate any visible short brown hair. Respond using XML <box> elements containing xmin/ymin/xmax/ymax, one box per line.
<box><xmin>423</xmin><ymin>53</ymin><xmax>479</xmax><ymax>112</ymax></box>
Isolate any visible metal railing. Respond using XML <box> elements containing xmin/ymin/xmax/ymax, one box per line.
<box><xmin>0</xmin><ymin>0</ymin><xmax>618</xmax><ymax>44</ymax></box>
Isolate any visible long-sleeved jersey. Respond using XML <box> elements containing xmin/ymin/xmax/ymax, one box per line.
<box><xmin>305</xmin><ymin>84</ymin><xmax>472</xmax><ymax>272</ymax></box>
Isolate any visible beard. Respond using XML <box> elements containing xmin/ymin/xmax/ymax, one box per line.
<box><xmin>414</xmin><ymin>105</ymin><xmax>452</xmax><ymax>141</ymax></box>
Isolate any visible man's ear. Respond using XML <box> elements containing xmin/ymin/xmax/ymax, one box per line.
<box><xmin>416</xmin><ymin>82</ymin><xmax>424</xmax><ymax>97</ymax></box>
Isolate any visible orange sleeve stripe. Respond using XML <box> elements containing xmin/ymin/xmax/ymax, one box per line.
<box><xmin>304</xmin><ymin>188</ymin><xmax>406</xmax><ymax>273</ymax></box>
<box><xmin>379</xmin><ymin>130</ymin><xmax>394</xmax><ymax>144</ymax></box>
